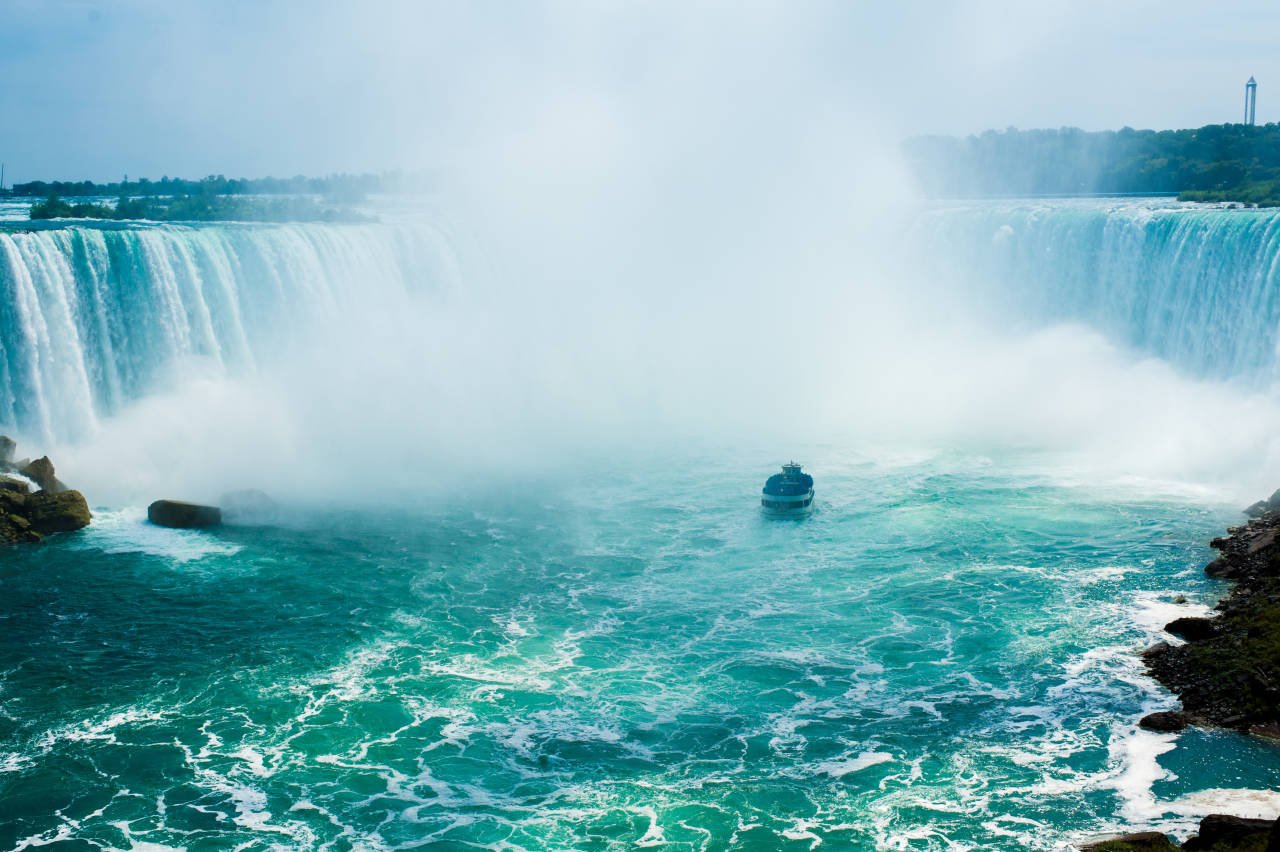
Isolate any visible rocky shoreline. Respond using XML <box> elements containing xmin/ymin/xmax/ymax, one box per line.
<box><xmin>1087</xmin><ymin>491</ymin><xmax>1280</xmax><ymax>851</ymax></box>
<box><xmin>0</xmin><ymin>435</ymin><xmax>91</xmax><ymax>544</ymax></box>
<box><xmin>1141</xmin><ymin>491</ymin><xmax>1280</xmax><ymax>738</ymax></box>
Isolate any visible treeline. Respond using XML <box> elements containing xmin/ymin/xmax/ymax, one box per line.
<box><xmin>4</xmin><ymin>171</ymin><xmax>434</xmax><ymax>200</ymax></box>
<box><xmin>904</xmin><ymin>123</ymin><xmax>1280</xmax><ymax>204</ymax></box>
<box><xmin>30</xmin><ymin>194</ymin><xmax>372</xmax><ymax>223</ymax></box>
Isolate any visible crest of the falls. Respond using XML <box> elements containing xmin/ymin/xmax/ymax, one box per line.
<box><xmin>5</xmin><ymin>199</ymin><xmax>1280</xmax><ymax>479</ymax></box>
<box><xmin>0</xmin><ymin>221</ymin><xmax>454</xmax><ymax>444</ymax></box>
<box><xmin>912</xmin><ymin>199</ymin><xmax>1280</xmax><ymax>381</ymax></box>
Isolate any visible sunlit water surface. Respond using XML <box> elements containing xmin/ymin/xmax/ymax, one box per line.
<box><xmin>3</xmin><ymin>448</ymin><xmax>1276</xmax><ymax>850</ymax></box>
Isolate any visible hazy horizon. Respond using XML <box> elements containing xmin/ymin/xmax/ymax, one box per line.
<box><xmin>2</xmin><ymin>0</ymin><xmax>1279</xmax><ymax>184</ymax></box>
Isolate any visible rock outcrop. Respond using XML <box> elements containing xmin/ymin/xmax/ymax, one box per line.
<box><xmin>1082</xmin><ymin>814</ymin><xmax>1278</xmax><ymax>850</ymax></box>
<box><xmin>18</xmin><ymin>456</ymin><xmax>64</xmax><ymax>493</ymax></box>
<box><xmin>25</xmin><ymin>490</ymin><xmax>92</xmax><ymax>534</ymax></box>
<box><xmin>1142</xmin><ymin>491</ymin><xmax>1280</xmax><ymax>735</ymax></box>
<box><xmin>147</xmin><ymin>499</ymin><xmax>222</xmax><ymax>529</ymax></box>
<box><xmin>1137</xmin><ymin>711</ymin><xmax>1189</xmax><ymax>733</ymax></box>
<box><xmin>0</xmin><ymin>437</ymin><xmax>90</xmax><ymax>544</ymax></box>
<box><xmin>1089</xmin><ymin>491</ymin><xmax>1280</xmax><ymax>850</ymax></box>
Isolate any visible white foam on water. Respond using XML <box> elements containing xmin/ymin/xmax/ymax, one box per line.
<box><xmin>634</xmin><ymin>805</ymin><xmax>666</xmax><ymax>847</ymax></box>
<box><xmin>74</xmin><ymin>506</ymin><xmax>243</xmax><ymax>563</ymax></box>
<box><xmin>1108</xmin><ymin>726</ymin><xmax>1179</xmax><ymax>824</ymax></box>
<box><xmin>37</xmin><ymin>705</ymin><xmax>170</xmax><ymax>752</ymax></box>
<box><xmin>1165</xmin><ymin>787</ymin><xmax>1280</xmax><ymax>821</ymax></box>
<box><xmin>1129</xmin><ymin>593</ymin><xmax>1217</xmax><ymax>642</ymax></box>
<box><xmin>1076</xmin><ymin>564</ymin><xmax>1139</xmax><ymax>585</ymax></box>
<box><xmin>812</xmin><ymin>751</ymin><xmax>894</xmax><ymax>778</ymax></box>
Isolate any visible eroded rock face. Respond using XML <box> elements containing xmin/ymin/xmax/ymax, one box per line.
<box><xmin>148</xmin><ymin>500</ymin><xmax>222</xmax><ymax>529</ymax></box>
<box><xmin>18</xmin><ymin>456</ymin><xmax>64</xmax><ymax>493</ymax></box>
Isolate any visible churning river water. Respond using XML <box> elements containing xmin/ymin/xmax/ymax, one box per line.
<box><xmin>4</xmin><ymin>199</ymin><xmax>1280</xmax><ymax>848</ymax></box>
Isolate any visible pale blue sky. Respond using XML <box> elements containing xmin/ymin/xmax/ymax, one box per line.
<box><xmin>1</xmin><ymin>0</ymin><xmax>1278</xmax><ymax>182</ymax></box>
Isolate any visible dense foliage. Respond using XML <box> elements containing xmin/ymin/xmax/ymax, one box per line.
<box><xmin>7</xmin><ymin>171</ymin><xmax>434</xmax><ymax>200</ymax></box>
<box><xmin>904</xmin><ymin>123</ymin><xmax>1280</xmax><ymax>204</ymax></box>
<box><xmin>30</xmin><ymin>193</ymin><xmax>371</xmax><ymax>223</ymax></box>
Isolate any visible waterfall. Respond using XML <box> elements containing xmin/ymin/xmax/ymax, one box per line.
<box><xmin>6</xmin><ymin>200</ymin><xmax>1280</xmax><ymax>451</ymax></box>
<box><xmin>911</xmin><ymin>200</ymin><xmax>1280</xmax><ymax>381</ymax></box>
<box><xmin>0</xmin><ymin>221</ymin><xmax>455</xmax><ymax>444</ymax></box>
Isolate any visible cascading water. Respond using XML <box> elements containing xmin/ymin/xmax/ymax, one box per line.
<box><xmin>911</xmin><ymin>199</ymin><xmax>1280</xmax><ymax>381</ymax></box>
<box><xmin>0</xmin><ymin>221</ymin><xmax>454</xmax><ymax>445</ymax></box>
<box><xmin>4</xmin><ymin>200</ymin><xmax>1280</xmax><ymax>849</ymax></box>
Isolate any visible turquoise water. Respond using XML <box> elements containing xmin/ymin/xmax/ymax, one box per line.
<box><xmin>2</xmin><ymin>448</ymin><xmax>1271</xmax><ymax>849</ymax></box>
<box><xmin>5</xmin><ymin>199</ymin><xmax>1280</xmax><ymax>848</ymax></box>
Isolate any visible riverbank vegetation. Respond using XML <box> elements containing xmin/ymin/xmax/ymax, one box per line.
<box><xmin>29</xmin><ymin>193</ymin><xmax>371</xmax><ymax>223</ymax></box>
<box><xmin>905</xmin><ymin>123</ymin><xmax>1280</xmax><ymax>205</ymax></box>
<box><xmin>3</xmin><ymin>171</ymin><xmax>435</xmax><ymax>201</ymax></box>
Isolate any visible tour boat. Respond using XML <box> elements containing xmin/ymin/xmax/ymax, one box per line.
<box><xmin>761</xmin><ymin>462</ymin><xmax>814</xmax><ymax>514</ymax></box>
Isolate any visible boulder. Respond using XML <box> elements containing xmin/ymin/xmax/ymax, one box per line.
<box><xmin>1080</xmin><ymin>831</ymin><xmax>1179</xmax><ymax>851</ymax></box>
<box><xmin>1138</xmin><ymin>711</ymin><xmax>1189</xmax><ymax>733</ymax></box>
<box><xmin>219</xmin><ymin>489</ymin><xmax>278</xmax><ymax>525</ymax></box>
<box><xmin>24</xmin><ymin>490</ymin><xmax>91</xmax><ymax>535</ymax></box>
<box><xmin>1165</xmin><ymin>617</ymin><xmax>1215</xmax><ymax>642</ymax></box>
<box><xmin>18</xmin><ymin>456</ymin><xmax>64</xmax><ymax>493</ymax></box>
<box><xmin>0</xmin><ymin>475</ymin><xmax>30</xmax><ymax>495</ymax></box>
<box><xmin>0</xmin><ymin>435</ymin><xmax>14</xmax><ymax>466</ymax></box>
<box><xmin>1183</xmin><ymin>814</ymin><xmax>1275</xmax><ymax>851</ymax></box>
<box><xmin>148</xmin><ymin>500</ymin><xmax>221</xmax><ymax>529</ymax></box>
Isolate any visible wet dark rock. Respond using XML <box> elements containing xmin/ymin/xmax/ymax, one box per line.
<box><xmin>148</xmin><ymin>500</ymin><xmax>222</xmax><ymax>529</ymax></box>
<box><xmin>24</xmin><ymin>490</ymin><xmax>91</xmax><ymax>534</ymax></box>
<box><xmin>0</xmin><ymin>440</ymin><xmax>90</xmax><ymax>545</ymax></box>
<box><xmin>1138</xmin><ymin>711</ymin><xmax>1189</xmax><ymax>733</ymax></box>
<box><xmin>0</xmin><ymin>488</ymin><xmax>26</xmax><ymax>515</ymax></box>
<box><xmin>0</xmin><ymin>475</ymin><xmax>30</xmax><ymax>495</ymax></box>
<box><xmin>1141</xmin><ymin>488</ymin><xmax>1280</xmax><ymax>733</ymax></box>
<box><xmin>1084</xmin><ymin>817</ymin><xmax>1280</xmax><ymax>851</ymax></box>
<box><xmin>0</xmin><ymin>513</ymin><xmax>41</xmax><ymax>544</ymax></box>
<box><xmin>1165</xmin><ymin>617</ymin><xmax>1215</xmax><ymax>642</ymax></box>
<box><xmin>1081</xmin><ymin>831</ymin><xmax>1179</xmax><ymax>851</ymax></box>
<box><xmin>1182</xmin><ymin>814</ymin><xmax>1275</xmax><ymax>851</ymax></box>
<box><xmin>219</xmin><ymin>489</ymin><xmax>278</xmax><ymax>525</ymax></box>
<box><xmin>19</xmin><ymin>456</ymin><xmax>64</xmax><ymax>493</ymax></box>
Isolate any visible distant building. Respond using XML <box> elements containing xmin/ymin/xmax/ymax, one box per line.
<box><xmin>1245</xmin><ymin>76</ymin><xmax>1258</xmax><ymax>125</ymax></box>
